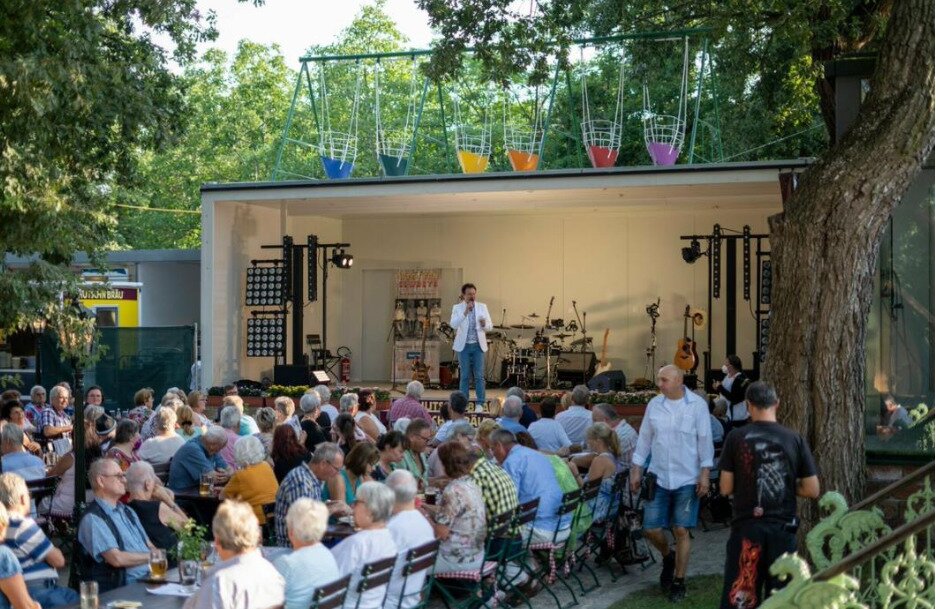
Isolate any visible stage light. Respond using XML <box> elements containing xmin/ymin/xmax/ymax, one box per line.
<box><xmin>245</xmin><ymin>265</ymin><xmax>285</xmax><ymax>306</ymax></box>
<box><xmin>330</xmin><ymin>249</ymin><xmax>353</xmax><ymax>269</ymax></box>
<box><xmin>681</xmin><ymin>239</ymin><xmax>704</xmax><ymax>264</ymax></box>
<box><xmin>246</xmin><ymin>315</ymin><xmax>285</xmax><ymax>357</ymax></box>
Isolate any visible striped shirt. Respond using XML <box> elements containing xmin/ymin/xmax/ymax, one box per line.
<box><xmin>4</xmin><ymin>516</ymin><xmax>57</xmax><ymax>583</ymax></box>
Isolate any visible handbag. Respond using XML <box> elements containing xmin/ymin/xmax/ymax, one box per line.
<box><xmin>639</xmin><ymin>470</ymin><xmax>658</xmax><ymax>502</ymax></box>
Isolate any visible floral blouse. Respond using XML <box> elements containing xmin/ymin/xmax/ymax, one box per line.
<box><xmin>105</xmin><ymin>446</ymin><xmax>139</xmax><ymax>472</ymax></box>
<box><xmin>434</xmin><ymin>477</ymin><xmax>487</xmax><ymax>570</ymax></box>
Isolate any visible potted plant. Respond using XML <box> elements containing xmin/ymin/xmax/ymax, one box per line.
<box><xmin>172</xmin><ymin>519</ymin><xmax>208</xmax><ymax>587</ymax></box>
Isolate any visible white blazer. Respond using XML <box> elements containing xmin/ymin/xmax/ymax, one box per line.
<box><xmin>450</xmin><ymin>301</ymin><xmax>491</xmax><ymax>352</ymax></box>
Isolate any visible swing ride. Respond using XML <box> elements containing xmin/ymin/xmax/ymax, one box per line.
<box><xmin>270</xmin><ymin>28</ymin><xmax>718</xmax><ymax>181</ymax></box>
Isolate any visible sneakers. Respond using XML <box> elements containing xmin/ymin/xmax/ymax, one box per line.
<box><xmin>669</xmin><ymin>579</ymin><xmax>687</xmax><ymax>602</ymax></box>
<box><xmin>659</xmin><ymin>551</ymin><xmax>675</xmax><ymax>591</ymax></box>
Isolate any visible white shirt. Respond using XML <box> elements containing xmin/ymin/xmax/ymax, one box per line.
<box><xmin>321</xmin><ymin>404</ymin><xmax>339</xmax><ymax>425</ymax></box>
<box><xmin>331</xmin><ymin>528</ymin><xmax>398</xmax><ymax>609</ymax></box>
<box><xmin>386</xmin><ymin>510</ymin><xmax>436</xmax><ymax>609</ymax></box>
<box><xmin>355</xmin><ymin>412</ymin><xmax>387</xmax><ymax>436</ymax></box>
<box><xmin>555</xmin><ymin>405</ymin><xmax>593</xmax><ymax>446</ymax></box>
<box><xmin>528</xmin><ymin>418</ymin><xmax>572</xmax><ymax>453</ymax></box>
<box><xmin>614</xmin><ymin>421</ymin><xmax>639</xmax><ymax>467</ymax></box>
<box><xmin>183</xmin><ymin>549</ymin><xmax>284</xmax><ymax>609</ymax></box>
<box><xmin>137</xmin><ymin>434</ymin><xmax>185</xmax><ymax>465</ymax></box>
<box><xmin>632</xmin><ymin>389</ymin><xmax>714</xmax><ymax>491</ymax></box>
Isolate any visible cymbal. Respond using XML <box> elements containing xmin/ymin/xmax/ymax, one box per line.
<box><xmin>510</xmin><ymin>324</ymin><xmax>535</xmax><ymax>329</ymax></box>
<box><xmin>527</xmin><ymin>313</ymin><xmax>540</xmax><ymax>318</ymax></box>
<box><xmin>493</xmin><ymin>325</ymin><xmax>510</xmax><ymax>330</ymax></box>
<box><xmin>571</xmin><ymin>337</ymin><xmax>593</xmax><ymax>347</ymax></box>
<box><xmin>551</xmin><ymin>333</ymin><xmax>570</xmax><ymax>339</ymax></box>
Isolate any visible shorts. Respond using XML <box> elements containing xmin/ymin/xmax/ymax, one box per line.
<box><xmin>642</xmin><ymin>483</ymin><xmax>699</xmax><ymax>530</ymax></box>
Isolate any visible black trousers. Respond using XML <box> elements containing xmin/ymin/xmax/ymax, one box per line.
<box><xmin>719</xmin><ymin>519</ymin><xmax>797</xmax><ymax>609</ymax></box>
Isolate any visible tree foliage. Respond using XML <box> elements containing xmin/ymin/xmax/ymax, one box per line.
<box><xmin>0</xmin><ymin>0</ymin><xmax>220</xmax><ymax>331</ymax></box>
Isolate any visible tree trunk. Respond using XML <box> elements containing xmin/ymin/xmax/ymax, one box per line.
<box><xmin>764</xmin><ymin>0</ymin><xmax>934</xmax><ymax>529</ymax></box>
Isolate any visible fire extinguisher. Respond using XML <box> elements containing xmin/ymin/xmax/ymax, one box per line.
<box><xmin>337</xmin><ymin>347</ymin><xmax>352</xmax><ymax>383</ymax></box>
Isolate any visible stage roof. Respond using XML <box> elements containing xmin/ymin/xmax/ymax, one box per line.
<box><xmin>201</xmin><ymin>160</ymin><xmax>812</xmax><ymax>217</ymax></box>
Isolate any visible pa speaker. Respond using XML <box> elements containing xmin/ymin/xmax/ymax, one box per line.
<box><xmin>588</xmin><ymin>370</ymin><xmax>626</xmax><ymax>392</ymax></box>
<box><xmin>274</xmin><ymin>364</ymin><xmax>309</xmax><ymax>386</ymax></box>
<box><xmin>556</xmin><ymin>351</ymin><xmax>596</xmax><ymax>383</ymax></box>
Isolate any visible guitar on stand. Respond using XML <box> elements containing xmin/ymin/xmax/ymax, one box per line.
<box><xmin>673</xmin><ymin>305</ymin><xmax>698</xmax><ymax>372</ymax></box>
<box><xmin>595</xmin><ymin>329</ymin><xmax>612</xmax><ymax>375</ymax></box>
<box><xmin>411</xmin><ymin>317</ymin><xmax>432</xmax><ymax>386</ymax></box>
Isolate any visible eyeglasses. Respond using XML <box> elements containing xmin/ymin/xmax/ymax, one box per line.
<box><xmin>325</xmin><ymin>461</ymin><xmax>342</xmax><ymax>474</ymax></box>
<box><xmin>418</xmin><ymin>434</ymin><xmax>432</xmax><ymax>442</ymax></box>
<box><xmin>101</xmin><ymin>473</ymin><xmax>126</xmax><ymax>480</ymax></box>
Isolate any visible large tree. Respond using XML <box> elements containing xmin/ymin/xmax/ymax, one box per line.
<box><xmin>419</xmin><ymin>0</ymin><xmax>934</xmax><ymax>521</ymax></box>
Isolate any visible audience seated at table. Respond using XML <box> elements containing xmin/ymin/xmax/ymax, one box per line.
<box><xmin>48</xmin><ymin>407</ymin><xmax>112</xmax><ymax>522</ymax></box>
<box><xmin>137</xmin><ymin>406</ymin><xmax>185</xmax><ymax>466</ymax></box>
<box><xmin>373</xmin><ymin>431</ymin><xmax>404</xmax><ymax>482</ymax></box>
<box><xmin>0</xmin><ymin>501</ymin><xmax>40</xmax><ymax>609</ymax></box>
<box><xmin>0</xmin><ymin>473</ymin><xmax>77</xmax><ymax>608</ymax></box>
<box><xmin>125</xmin><ymin>462</ymin><xmax>187</xmax><ymax>552</ymax></box>
<box><xmin>528</xmin><ymin>397</ymin><xmax>572</xmax><ymax>455</ymax></box>
<box><xmin>218</xmin><ymin>406</ymin><xmax>243</xmax><ymax>469</ymax></box>
<box><xmin>0</xmin><ymin>427</ymin><xmax>44</xmax><ymax>482</ymax></box>
<box><xmin>427</xmin><ymin>422</ymin><xmax>476</xmax><ymax>485</ymax></box>
<box><xmin>273</xmin><ymin>498</ymin><xmax>339</xmax><ymax>609</ymax></box>
<box><xmin>167</xmin><ymin>426</ymin><xmax>231</xmax><ymax>492</ymax></box>
<box><xmin>399</xmin><ymin>420</ymin><xmax>432</xmax><ymax>490</ymax></box>
<box><xmin>271</xmin><ymin>424</ymin><xmax>310</xmax><ymax>483</ymax></box>
<box><xmin>78</xmin><ymin>459</ymin><xmax>155</xmax><ymax>591</ymax></box>
<box><xmin>183</xmin><ymin>499</ymin><xmax>284</xmax><ymax>609</ymax></box>
<box><xmin>140</xmin><ymin>394</ymin><xmax>180</xmax><ymax>441</ymax></box>
<box><xmin>274</xmin><ymin>443</ymin><xmax>350</xmax><ymax>546</ymax></box>
<box><xmin>105</xmin><ymin>419</ymin><xmax>141</xmax><ymax>471</ymax></box>
<box><xmin>354</xmin><ymin>389</ymin><xmax>387</xmax><ymax>442</ymax></box>
<box><xmin>385</xmin><ymin>470</ymin><xmax>434</xmax><ymax>609</ymax></box>
<box><xmin>325</xmin><ymin>442</ymin><xmax>378</xmax><ymax>505</ymax></box>
<box><xmin>330</xmin><ymin>481</ymin><xmax>398</xmax><ymax>609</ymax></box>
<box><xmin>221</xmin><ymin>395</ymin><xmax>259</xmax><ymax>437</ymax></box>
<box><xmin>425</xmin><ymin>442</ymin><xmax>487</xmax><ymax>576</ymax></box>
<box><xmin>221</xmin><ymin>435</ymin><xmax>278</xmax><ymax>524</ymax></box>
<box><xmin>490</xmin><ymin>429</ymin><xmax>571</xmax><ymax>545</ymax></box>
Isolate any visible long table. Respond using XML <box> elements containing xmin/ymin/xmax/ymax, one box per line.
<box><xmin>60</xmin><ymin>581</ymin><xmax>187</xmax><ymax>609</ymax></box>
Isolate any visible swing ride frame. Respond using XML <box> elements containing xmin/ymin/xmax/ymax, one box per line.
<box><xmin>271</xmin><ymin>26</ymin><xmax>720</xmax><ymax>181</ymax></box>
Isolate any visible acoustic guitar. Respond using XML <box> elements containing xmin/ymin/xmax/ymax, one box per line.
<box><xmin>595</xmin><ymin>328</ymin><xmax>612</xmax><ymax>375</ymax></box>
<box><xmin>411</xmin><ymin>317</ymin><xmax>431</xmax><ymax>385</ymax></box>
<box><xmin>673</xmin><ymin>305</ymin><xmax>697</xmax><ymax>371</ymax></box>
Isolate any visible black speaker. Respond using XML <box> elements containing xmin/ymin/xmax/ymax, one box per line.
<box><xmin>556</xmin><ymin>351</ymin><xmax>596</xmax><ymax>383</ymax></box>
<box><xmin>274</xmin><ymin>364</ymin><xmax>309</xmax><ymax>386</ymax></box>
<box><xmin>588</xmin><ymin>370</ymin><xmax>626</xmax><ymax>392</ymax></box>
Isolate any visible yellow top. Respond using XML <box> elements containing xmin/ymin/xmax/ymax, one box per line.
<box><xmin>222</xmin><ymin>461</ymin><xmax>278</xmax><ymax>524</ymax></box>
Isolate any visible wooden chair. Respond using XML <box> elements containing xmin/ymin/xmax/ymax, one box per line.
<box><xmin>386</xmin><ymin>539</ymin><xmax>440</xmax><ymax>609</ymax></box>
<box><xmin>350</xmin><ymin>554</ymin><xmax>398</xmax><ymax>609</ymax></box>
<box><xmin>308</xmin><ymin>573</ymin><xmax>352</xmax><ymax>609</ymax></box>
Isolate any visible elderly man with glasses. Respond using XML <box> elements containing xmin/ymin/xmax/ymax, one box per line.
<box><xmin>78</xmin><ymin>459</ymin><xmax>155</xmax><ymax>592</ymax></box>
<box><xmin>273</xmin><ymin>443</ymin><xmax>350</xmax><ymax>546</ymax></box>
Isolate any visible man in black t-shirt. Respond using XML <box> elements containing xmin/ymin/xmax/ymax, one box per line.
<box><xmin>718</xmin><ymin>381</ymin><xmax>820</xmax><ymax>609</ymax></box>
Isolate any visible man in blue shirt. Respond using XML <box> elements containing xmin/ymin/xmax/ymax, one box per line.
<box><xmin>490</xmin><ymin>429</ymin><xmax>570</xmax><ymax>544</ymax></box>
<box><xmin>78</xmin><ymin>459</ymin><xmax>154</xmax><ymax>589</ymax></box>
<box><xmin>504</xmin><ymin>387</ymin><xmax>538</xmax><ymax>427</ymax></box>
<box><xmin>167</xmin><ymin>426</ymin><xmax>231</xmax><ymax>491</ymax></box>
<box><xmin>496</xmin><ymin>397</ymin><xmax>528</xmax><ymax>436</ymax></box>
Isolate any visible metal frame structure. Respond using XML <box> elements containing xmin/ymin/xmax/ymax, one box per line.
<box><xmin>271</xmin><ymin>27</ymin><xmax>720</xmax><ymax>181</ymax></box>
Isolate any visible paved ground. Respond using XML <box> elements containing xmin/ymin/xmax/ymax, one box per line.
<box><xmin>429</xmin><ymin>524</ymin><xmax>731</xmax><ymax>609</ymax></box>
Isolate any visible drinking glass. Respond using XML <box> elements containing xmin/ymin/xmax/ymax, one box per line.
<box><xmin>179</xmin><ymin>559</ymin><xmax>199</xmax><ymax>587</ymax></box>
<box><xmin>79</xmin><ymin>581</ymin><xmax>98</xmax><ymax>609</ymax></box>
<box><xmin>199</xmin><ymin>472</ymin><xmax>213</xmax><ymax>496</ymax></box>
<box><xmin>149</xmin><ymin>548</ymin><xmax>168</xmax><ymax>579</ymax></box>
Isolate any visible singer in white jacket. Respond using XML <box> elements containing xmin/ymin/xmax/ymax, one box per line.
<box><xmin>449</xmin><ymin>283</ymin><xmax>490</xmax><ymax>409</ymax></box>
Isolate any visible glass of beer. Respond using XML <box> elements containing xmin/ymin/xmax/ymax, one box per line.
<box><xmin>149</xmin><ymin>548</ymin><xmax>168</xmax><ymax>579</ymax></box>
<box><xmin>80</xmin><ymin>580</ymin><xmax>98</xmax><ymax>609</ymax></box>
<box><xmin>199</xmin><ymin>472</ymin><xmax>213</xmax><ymax>496</ymax></box>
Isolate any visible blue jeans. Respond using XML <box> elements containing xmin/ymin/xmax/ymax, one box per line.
<box><xmin>27</xmin><ymin>580</ymin><xmax>79</xmax><ymax>608</ymax></box>
<box><xmin>642</xmin><ymin>483</ymin><xmax>700</xmax><ymax>530</ymax></box>
<box><xmin>457</xmin><ymin>342</ymin><xmax>486</xmax><ymax>406</ymax></box>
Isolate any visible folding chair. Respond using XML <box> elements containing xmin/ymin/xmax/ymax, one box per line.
<box><xmin>616</xmin><ymin>486</ymin><xmax>654</xmax><ymax>571</ymax></box>
<box><xmin>432</xmin><ymin>508</ymin><xmax>514</xmax><ymax>609</ymax></box>
<box><xmin>569</xmin><ymin>479</ymin><xmax>602</xmax><ymax>594</ymax></box>
<box><xmin>585</xmin><ymin>471</ymin><xmax>627</xmax><ymax>580</ymax></box>
<box><xmin>260</xmin><ymin>502</ymin><xmax>277</xmax><ymax>546</ymax></box>
<box><xmin>350</xmin><ymin>554</ymin><xmax>397</xmax><ymax>609</ymax></box>
<box><xmin>308</xmin><ymin>573</ymin><xmax>352</xmax><ymax>609</ymax></box>
<box><xmin>527</xmin><ymin>489</ymin><xmax>582</xmax><ymax>609</ymax></box>
<box><xmin>497</xmin><ymin>498</ymin><xmax>540</xmax><ymax>609</ymax></box>
<box><xmin>26</xmin><ymin>476</ymin><xmax>59</xmax><ymax>534</ymax></box>
<box><xmin>387</xmin><ymin>539</ymin><xmax>440</xmax><ymax>609</ymax></box>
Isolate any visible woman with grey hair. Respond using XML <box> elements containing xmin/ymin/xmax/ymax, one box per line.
<box><xmin>137</xmin><ymin>405</ymin><xmax>185</xmax><ymax>465</ymax></box>
<box><xmin>298</xmin><ymin>392</ymin><xmax>328</xmax><ymax>453</ymax></box>
<box><xmin>218</xmin><ymin>405</ymin><xmax>242</xmax><ymax>469</ymax></box>
<box><xmin>313</xmin><ymin>385</ymin><xmax>338</xmax><ymax>424</ymax></box>
<box><xmin>253</xmin><ymin>406</ymin><xmax>276</xmax><ymax>458</ymax></box>
<box><xmin>330</xmin><ymin>481</ymin><xmax>398</xmax><ymax>609</ymax></box>
<box><xmin>273</xmin><ymin>499</ymin><xmax>339</xmax><ymax>609</ymax></box>
<box><xmin>221</xmin><ymin>435</ymin><xmax>278</xmax><ymax>524</ymax></box>
<box><xmin>338</xmin><ymin>392</ymin><xmax>359</xmax><ymax>415</ymax></box>
<box><xmin>183</xmin><ymin>500</ymin><xmax>284</xmax><ymax>609</ymax></box>
<box><xmin>125</xmin><ymin>461</ymin><xmax>187</xmax><ymax>551</ymax></box>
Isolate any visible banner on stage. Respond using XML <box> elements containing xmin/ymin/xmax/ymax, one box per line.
<box><xmin>393</xmin><ymin>340</ymin><xmax>440</xmax><ymax>384</ymax></box>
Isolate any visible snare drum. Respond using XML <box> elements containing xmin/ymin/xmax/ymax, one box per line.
<box><xmin>533</xmin><ymin>335</ymin><xmax>550</xmax><ymax>352</ymax></box>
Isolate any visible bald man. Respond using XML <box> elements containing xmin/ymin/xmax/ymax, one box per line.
<box><xmin>630</xmin><ymin>365</ymin><xmax>713</xmax><ymax>603</ymax></box>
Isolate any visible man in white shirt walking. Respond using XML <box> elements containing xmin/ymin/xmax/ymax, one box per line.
<box><xmin>450</xmin><ymin>283</ymin><xmax>491</xmax><ymax>411</ymax></box>
<box><xmin>630</xmin><ymin>365</ymin><xmax>713</xmax><ymax>603</ymax></box>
